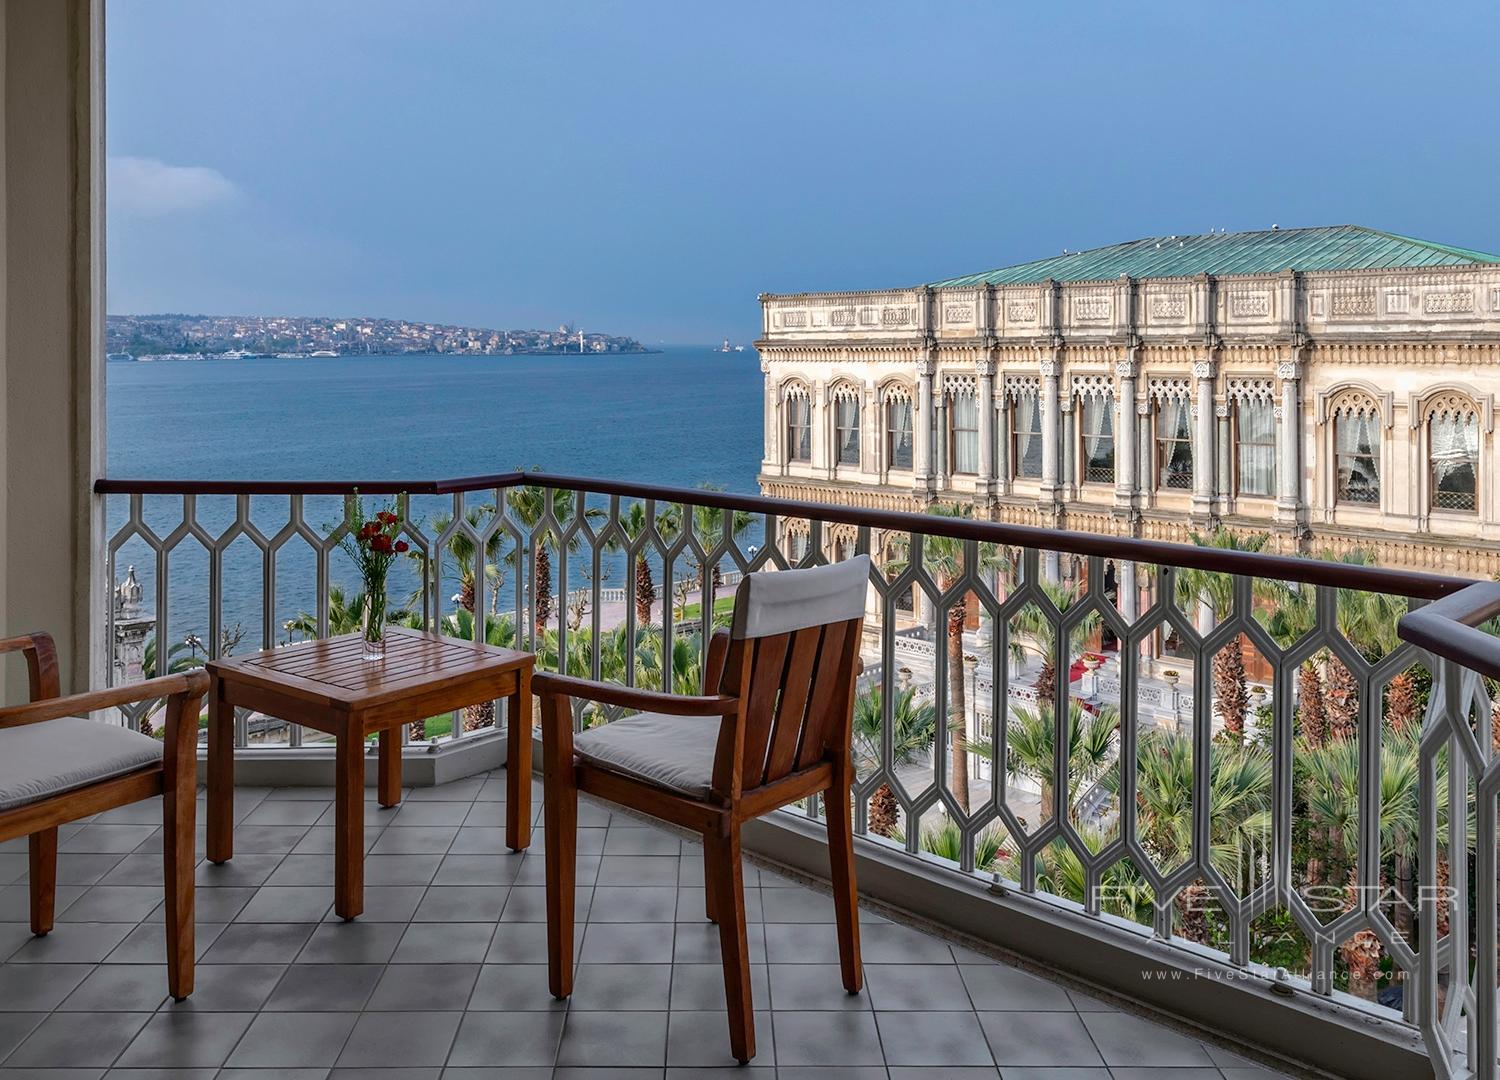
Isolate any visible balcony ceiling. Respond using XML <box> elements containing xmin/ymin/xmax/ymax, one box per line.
<box><xmin>0</xmin><ymin>767</ymin><xmax>1293</xmax><ymax>1076</ymax></box>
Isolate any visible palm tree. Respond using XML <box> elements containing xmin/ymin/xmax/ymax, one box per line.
<box><xmin>505</xmin><ymin>477</ymin><xmax>602</xmax><ymax>639</ymax></box>
<box><xmin>1009</xmin><ymin>578</ymin><xmax>1100</xmax><ymax>705</ymax></box>
<box><xmin>417</xmin><ymin>505</ymin><xmax>508</xmax><ymax>618</ymax></box>
<box><xmin>613</xmin><ymin>501</ymin><xmax>680</xmax><ymax>626</ymax></box>
<box><xmin>1174</xmin><ymin>530</ymin><xmax>1270</xmax><ymax>744</ymax></box>
<box><xmin>884</xmin><ymin>503</ymin><xmax>1004</xmax><ymax>814</ymax></box>
<box><xmin>913</xmin><ymin>818</ymin><xmax>1009</xmax><ymax>873</ymax></box>
<box><xmin>689</xmin><ymin>483</ymin><xmax>754</xmax><ymax>613</ymax></box>
<box><xmin>973</xmin><ymin>701</ymin><xmax>1120</xmax><ymax>829</ymax></box>
<box><xmin>288</xmin><ymin>583</ymin><xmax>412</xmax><ymax>638</ymax></box>
<box><xmin>852</xmin><ymin>685</ymin><xmax>937</xmax><ymax>837</ymax></box>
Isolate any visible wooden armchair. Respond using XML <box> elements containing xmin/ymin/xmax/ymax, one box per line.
<box><xmin>0</xmin><ymin>632</ymin><xmax>207</xmax><ymax>1000</ymax></box>
<box><xmin>537</xmin><ymin>556</ymin><xmax>871</xmax><ymax>1063</ymax></box>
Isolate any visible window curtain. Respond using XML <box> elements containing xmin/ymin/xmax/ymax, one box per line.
<box><xmin>1236</xmin><ymin>399</ymin><xmax>1276</xmax><ymax>496</ymax></box>
<box><xmin>1161</xmin><ymin>396</ymin><xmax>1192</xmax><ymax>487</ymax></box>
<box><xmin>836</xmin><ymin>397</ymin><xmax>860</xmax><ymax>465</ymax></box>
<box><xmin>1082</xmin><ymin>395</ymin><xmax>1114</xmax><ymax>479</ymax></box>
<box><xmin>1015</xmin><ymin>392</ymin><xmax>1042</xmax><ymax>478</ymax></box>
<box><xmin>1336</xmin><ymin>411</ymin><xmax>1380</xmax><ymax>502</ymax></box>
<box><xmin>951</xmin><ymin>393</ymin><xmax>979</xmax><ymax>474</ymax></box>
<box><xmin>888</xmin><ymin>399</ymin><xmax>913</xmax><ymax>469</ymax></box>
<box><xmin>1431</xmin><ymin>412</ymin><xmax>1479</xmax><ymax>507</ymax></box>
<box><xmin>787</xmin><ymin>397</ymin><xmax>810</xmax><ymax>461</ymax></box>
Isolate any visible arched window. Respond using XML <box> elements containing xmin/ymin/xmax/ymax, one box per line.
<box><xmin>784</xmin><ymin>385</ymin><xmax>811</xmax><ymax>462</ymax></box>
<box><xmin>1331</xmin><ymin>392</ymin><xmax>1380</xmax><ymax>505</ymax></box>
<box><xmin>1078</xmin><ymin>388</ymin><xmax>1114</xmax><ymax>485</ymax></box>
<box><xmin>884</xmin><ymin>387</ymin><xmax>914</xmax><ymax>471</ymax></box>
<box><xmin>1235</xmin><ymin>398</ymin><xmax>1276</xmax><ymax>497</ymax></box>
<box><xmin>1012</xmin><ymin>388</ymin><xmax>1043</xmax><ymax>479</ymax></box>
<box><xmin>831</xmin><ymin>385</ymin><xmax>860</xmax><ymax>467</ymax></box>
<box><xmin>1153</xmin><ymin>384</ymin><xmax>1193</xmax><ymax>490</ymax></box>
<box><xmin>945</xmin><ymin>377</ymin><xmax>979</xmax><ymax>475</ymax></box>
<box><xmin>1426</xmin><ymin>395</ymin><xmax>1480</xmax><ymax>512</ymax></box>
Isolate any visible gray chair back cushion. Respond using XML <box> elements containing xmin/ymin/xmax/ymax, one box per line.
<box><xmin>0</xmin><ymin>716</ymin><xmax>163</xmax><ymax>812</ymax></box>
<box><xmin>729</xmin><ymin>555</ymin><xmax>870</xmax><ymax>640</ymax></box>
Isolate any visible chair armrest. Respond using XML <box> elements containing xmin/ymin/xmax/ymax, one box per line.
<box><xmin>532</xmin><ymin>671</ymin><xmax>739</xmax><ymax>717</ymax></box>
<box><xmin>0</xmin><ymin>631</ymin><xmax>60</xmax><ymax>701</ymax></box>
<box><xmin>0</xmin><ymin>670</ymin><xmax>211</xmax><ymax>730</ymax></box>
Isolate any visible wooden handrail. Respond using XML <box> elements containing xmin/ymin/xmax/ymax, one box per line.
<box><xmin>0</xmin><ymin>670</ymin><xmax>210</xmax><ymax>730</ymax></box>
<box><xmin>92</xmin><ymin>470</ymin><xmax>1471</xmax><ymax>599</ymax></box>
<box><xmin>533</xmin><ymin>671</ymin><xmax>740</xmax><ymax>716</ymax></box>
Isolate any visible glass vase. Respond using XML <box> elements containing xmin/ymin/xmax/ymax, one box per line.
<box><xmin>362</xmin><ymin>579</ymin><xmax>388</xmax><ymax>660</ymax></box>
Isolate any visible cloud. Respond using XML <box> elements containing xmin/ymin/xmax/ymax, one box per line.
<box><xmin>108</xmin><ymin>156</ymin><xmax>240</xmax><ymax>217</ymax></box>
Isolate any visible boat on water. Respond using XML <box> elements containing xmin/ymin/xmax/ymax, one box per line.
<box><xmin>106</xmin><ymin>351</ymin><xmax>134</xmax><ymax>362</ymax></box>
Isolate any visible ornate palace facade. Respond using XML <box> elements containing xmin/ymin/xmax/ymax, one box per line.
<box><xmin>756</xmin><ymin>225</ymin><xmax>1500</xmax><ymax>577</ymax></box>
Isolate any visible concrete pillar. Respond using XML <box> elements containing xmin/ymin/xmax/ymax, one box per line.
<box><xmin>1118</xmin><ymin>559</ymin><xmax>1138</xmax><ymax>621</ymax></box>
<box><xmin>977</xmin><ymin>360</ymin><xmax>996</xmax><ymax>498</ymax></box>
<box><xmin>934</xmin><ymin>398</ymin><xmax>949</xmax><ymax>492</ymax></box>
<box><xmin>761</xmin><ymin>360</ymin><xmax>780</xmax><ymax>473</ymax></box>
<box><xmin>811</xmin><ymin>383</ymin><xmax>828</xmax><ymax>475</ymax></box>
<box><xmin>996</xmin><ymin>386</ymin><xmax>1011</xmax><ymax>495</ymax></box>
<box><xmin>1061</xmin><ymin>403</ymin><xmax>1075</xmax><ymax>498</ymax></box>
<box><xmin>1216</xmin><ymin>405</ymin><xmax>1232</xmax><ymax>512</ymax></box>
<box><xmin>1192</xmin><ymin>360</ymin><xmax>1216</xmax><ymax>517</ymax></box>
<box><xmin>1276</xmin><ymin>359</ymin><xmax>1304</xmax><ymax>527</ymax></box>
<box><xmin>1114</xmin><ymin>359</ymin><xmax>1137</xmax><ymax>512</ymax></box>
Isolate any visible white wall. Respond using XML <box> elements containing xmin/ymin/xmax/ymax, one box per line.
<box><xmin>0</xmin><ymin>0</ymin><xmax>103</xmax><ymax>699</ymax></box>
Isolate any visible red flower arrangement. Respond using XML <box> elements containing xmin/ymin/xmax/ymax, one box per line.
<box><xmin>339</xmin><ymin>494</ymin><xmax>413</xmax><ymax>658</ymax></box>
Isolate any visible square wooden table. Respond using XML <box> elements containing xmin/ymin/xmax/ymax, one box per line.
<box><xmin>205</xmin><ymin>627</ymin><xmax>534</xmax><ymax>920</ymax></box>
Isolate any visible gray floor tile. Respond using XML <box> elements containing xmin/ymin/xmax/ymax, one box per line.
<box><xmin>370</xmin><ymin>826</ymin><xmax>458</xmax><ymax>855</ymax></box>
<box><xmin>434</xmin><ymin>854</ymin><xmax>526</xmax><ymax>886</ymax></box>
<box><xmin>668</xmin><ymin>962</ymin><xmax>768</xmax><ymax>1011</ymax></box>
<box><xmin>1109</xmin><ymin>1070</ymin><xmax>1221</xmax><ymax>1080</ymax></box>
<box><xmin>392</xmin><ymin>922</ymin><xmax>495</xmax><ymax>963</ymax></box>
<box><xmin>447</xmin><ymin>1011</ymin><xmax>566</xmax><ymax>1065</ymax></box>
<box><xmin>224</xmin><ymin>1010</ymin><xmax>359</xmax><ymax>1067</ymax></box>
<box><xmin>0</xmin><ymin>883</ymin><xmax>85</xmax><ymax>922</ymax></box>
<box><xmin>336</xmin><ymin>1011</ymin><xmax>462</xmax><ymax>1066</ymax></box>
<box><xmin>59</xmin><ymin>825</ymin><xmax>158</xmax><ymax>854</ymax></box>
<box><xmin>164</xmin><ymin>962</ymin><xmax>284</xmax><ymax>1012</ymax></box>
<box><xmin>977</xmin><ymin>1011</ymin><xmax>1105</xmax><ymax>1068</ymax></box>
<box><xmin>960</xmin><ymin>963</ymin><xmax>1076</xmax><ymax>1011</ymax></box>
<box><xmin>768</xmin><ymin>963</ymin><xmax>870</xmax><ymax>1010</ymax></box>
<box><xmin>413</xmin><ymin>885</ymin><xmax>510</xmax><ymax>923</ymax></box>
<box><xmin>588</xmin><ymin>885</ymin><xmax>677</xmax><ymax>923</ymax></box>
<box><xmin>6</xmin><ymin>1011</ymin><xmax>149</xmax><ymax>1067</ymax></box>
<box><xmin>390</xmin><ymin>802</ymin><xmax>471</xmax><ymax>827</ymax></box>
<box><xmin>58</xmin><ymin>964</ymin><xmax>168</xmax><ymax>1011</ymax></box>
<box><xmin>9</xmin><ymin>922</ymin><xmax>134</xmax><ymax>964</ymax></box>
<box><xmin>1079</xmin><ymin>1011</ymin><xmax>1214</xmax><ymax>1067</ymax></box>
<box><xmin>230</xmin><ymin>823</ymin><xmax>314</xmax><ymax>853</ymax></box>
<box><xmin>466</xmin><ymin>963</ymin><xmax>567</xmax><ymax>1011</ymax></box>
<box><xmin>772</xmin><ymin>1010</ymin><xmax>883</xmax><ymax>1066</ymax></box>
<box><xmin>557</xmin><ymin>1010</ymin><xmax>668</xmax><ymax>1066</ymax></box>
<box><xmin>0</xmin><ymin>1013</ymin><xmax>46</xmax><ymax>1064</ymax></box>
<box><xmin>673</xmin><ymin>920</ymin><xmax>766</xmax><ymax>964</ymax></box>
<box><xmin>114</xmin><ymin>1010</ymin><xmax>254</xmax><ymax>1068</ymax></box>
<box><xmin>298</xmin><ymin>921</ymin><xmax>406</xmax><ymax>964</ymax></box>
<box><xmin>0</xmin><ymin>963</ymin><xmax>92</xmax><ymax>1010</ymax></box>
<box><xmin>580</xmin><ymin>921</ymin><xmax>674</xmax><ymax>963</ymax></box>
<box><xmin>446</xmin><ymin>826</ymin><xmax>511</xmax><ymax>855</ymax></box>
<box><xmin>866</xmin><ymin>963</ymin><xmax>974</xmax><ymax>1010</ymax></box>
<box><xmin>264</xmin><ymin>963</ymin><xmax>383</xmax><ymax>1011</ymax></box>
<box><xmin>201</xmin><ymin>922</ymin><xmax>314</xmax><ymax>964</ymax></box>
<box><xmin>595</xmin><ymin>855</ymin><xmax>680</xmax><ymax>886</ymax></box>
<box><xmin>569</xmin><ymin>962</ymin><xmax>672</xmax><ymax>1011</ymax></box>
<box><xmin>877</xmin><ymin>1009</ymin><xmax>995</xmax><ymax>1066</ymax></box>
<box><xmin>501</xmin><ymin>885</ymin><xmax>591</xmax><ymax>923</ymax></box>
<box><xmin>264</xmin><ymin>854</ymin><xmax>336</xmax><ymax>886</ymax></box>
<box><xmin>195</xmin><ymin>853</ymin><xmax>285</xmax><ymax>888</ymax></box>
<box><xmin>144</xmin><ymin>885</ymin><xmax>257</xmax><ymax>924</ymax></box>
<box><xmin>56</xmin><ymin>886</ymin><xmax>164</xmax><ymax>924</ymax></box>
<box><xmin>366</xmin><ymin>962</ymin><xmax>480</xmax><ymax>1010</ymax></box>
<box><xmin>103</xmin><ymin>920</ymin><xmax>223</xmax><ymax>964</ymax></box>
<box><xmin>244</xmin><ymin>800</ymin><xmax>328</xmax><ymax>826</ymax></box>
<box><xmin>602</xmin><ymin>827</ymin><xmax>682</xmax><ymax>856</ymax></box>
<box><xmin>365</xmin><ymin>854</ymin><xmax>444</xmax><ymax>886</ymax></box>
<box><xmin>236</xmin><ymin>886</ymin><xmax>335</xmax><ymax>923</ymax></box>
<box><xmin>322</xmin><ymin>885</ymin><xmax>427</xmax><ymax>922</ymax></box>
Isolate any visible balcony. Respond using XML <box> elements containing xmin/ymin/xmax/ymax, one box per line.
<box><xmin>81</xmin><ymin>470</ymin><xmax>1500</xmax><ymax>1079</ymax></box>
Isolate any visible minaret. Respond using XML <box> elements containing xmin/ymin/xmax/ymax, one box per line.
<box><xmin>112</xmin><ymin>566</ymin><xmax>154</xmax><ymax>683</ymax></box>
<box><xmin>578</xmin><ymin>328</ymin><xmax>585</xmax><ymax>354</ymax></box>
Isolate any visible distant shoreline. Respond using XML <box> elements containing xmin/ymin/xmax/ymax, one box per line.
<box><xmin>110</xmin><ymin>348</ymin><xmax>667</xmax><ymax>362</ymax></box>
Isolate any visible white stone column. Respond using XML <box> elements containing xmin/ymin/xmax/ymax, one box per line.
<box><xmin>977</xmin><ymin>359</ymin><xmax>996</xmax><ymax>498</ymax></box>
<box><xmin>1061</xmin><ymin>402</ymin><xmax>1075</xmax><ymax>499</ymax></box>
<box><xmin>1040</xmin><ymin>357</ymin><xmax>1061</xmax><ymax>499</ymax></box>
<box><xmin>761</xmin><ymin>360</ymin><xmax>781</xmax><ymax>475</ymax></box>
<box><xmin>862</xmin><ymin>384</ymin><xmax>877</xmax><ymax>477</ymax></box>
<box><xmin>1118</xmin><ymin>559</ymin><xmax>1138</xmax><ymax>622</ymax></box>
<box><xmin>811</xmin><ymin>382</ymin><xmax>828</xmax><ymax>476</ymax></box>
<box><xmin>1276</xmin><ymin>360</ymin><xmax>1303</xmax><ymax>526</ymax></box>
<box><xmin>1114</xmin><ymin>359</ymin><xmax>1137</xmax><ymax>511</ymax></box>
<box><xmin>1215</xmin><ymin>404</ymin><xmax>1232</xmax><ymax>513</ymax></box>
<box><xmin>934</xmin><ymin>396</ymin><xmax>950</xmax><ymax>492</ymax></box>
<box><xmin>1192</xmin><ymin>360</ymin><xmax>1216</xmax><ymax>517</ymax></box>
<box><xmin>914</xmin><ymin>358</ymin><xmax>935</xmax><ymax>497</ymax></box>
<box><xmin>996</xmin><ymin>385</ymin><xmax>1011</xmax><ymax>495</ymax></box>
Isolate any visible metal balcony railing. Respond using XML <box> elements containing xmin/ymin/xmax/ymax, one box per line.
<box><xmin>95</xmin><ymin>470</ymin><xmax>1500</xmax><ymax>1078</ymax></box>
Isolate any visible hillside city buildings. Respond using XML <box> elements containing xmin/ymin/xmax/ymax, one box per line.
<box><xmin>756</xmin><ymin>225</ymin><xmax>1500</xmax><ymax>580</ymax></box>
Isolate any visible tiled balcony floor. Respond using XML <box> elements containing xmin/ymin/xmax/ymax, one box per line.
<box><xmin>0</xmin><ymin>767</ymin><xmax>1295</xmax><ymax>1079</ymax></box>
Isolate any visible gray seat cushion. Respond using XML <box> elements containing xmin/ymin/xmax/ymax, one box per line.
<box><xmin>572</xmin><ymin>712</ymin><xmax>722</xmax><ymax>798</ymax></box>
<box><xmin>0</xmin><ymin>716</ymin><xmax>163</xmax><ymax>813</ymax></box>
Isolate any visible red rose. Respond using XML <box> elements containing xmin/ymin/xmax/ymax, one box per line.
<box><xmin>361</xmin><ymin>522</ymin><xmax>378</xmax><ymax>537</ymax></box>
<box><xmin>394</xmin><ymin>540</ymin><xmax>409</xmax><ymax>553</ymax></box>
<box><xmin>379</xmin><ymin>511</ymin><xmax>398</xmax><ymax>524</ymax></box>
<box><xmin>371</xmin><ymin>535</ymin><xmax>393</xmax><ymax>553</ymax></box>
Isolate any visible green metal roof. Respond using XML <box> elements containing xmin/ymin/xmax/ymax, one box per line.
<box><xmin>929</xmin><ymin>226</ymin><xmax>1500</xmax><ymax>288</ymax></box>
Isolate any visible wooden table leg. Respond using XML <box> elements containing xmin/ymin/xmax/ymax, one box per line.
<box><xmin>334</xmin><ymin>724</ymin><xmax>366</xmax><ymax>920</ymax></box>
<box><xmin>506</xmin><ymin>666</ymin><xmax>534</xmax><ymax>851</ymax></box>
<box><xmin>206</xmin><ymin>677</ymin><xmax>234</xmax><ymax>864</ymax></box>
<box><xmin>377</xmin><ymin>729</ymin><xmax>401</xmax><ymax>808</ymax></box>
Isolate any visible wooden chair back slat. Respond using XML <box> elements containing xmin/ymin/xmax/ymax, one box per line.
<box><xmin>794</xmin><ymin>618</ymin><xmax>859</xmax><ymax>770</ymax></box>
<box><xmin>737</xmin><ymin>632</ymin><xmax>791</xmax><ymax>789</ymax></box>
<box><xmin>760</xmin><ymin>624</ymin><xmax>825</xmax><ymax>784</ymax></box>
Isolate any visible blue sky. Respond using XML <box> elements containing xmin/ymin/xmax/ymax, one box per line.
<box><xmin>107</xmin><ymin>1</ymin><xmax>1500</xmax><ymax>344</ymax></box>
